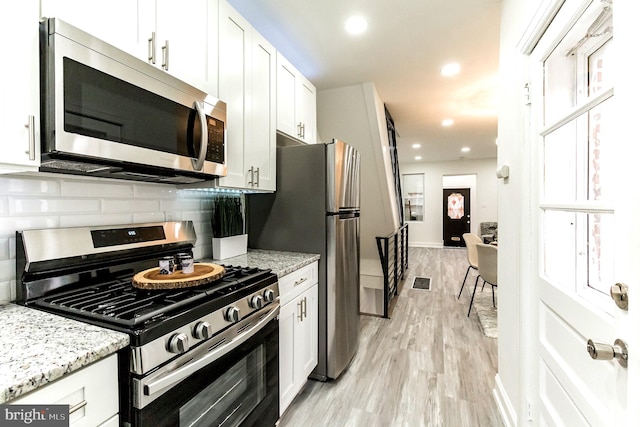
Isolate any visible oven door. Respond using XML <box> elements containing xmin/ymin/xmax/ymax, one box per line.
<box><xmin>130</xmin><ymin>305</ymin><xmax>279</xmax><ymax>427</ymax></box>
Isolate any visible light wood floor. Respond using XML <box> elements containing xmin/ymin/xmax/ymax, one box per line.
<box><xmin>278</xmin><ymin>247</ymin><xmax>502</xmax><ymax>427</ymax></box>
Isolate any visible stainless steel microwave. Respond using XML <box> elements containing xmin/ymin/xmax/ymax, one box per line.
<box><xmin>40</xmin><ymin>18</ymin><xmax>227</xmax><ymax>184</ymax></box>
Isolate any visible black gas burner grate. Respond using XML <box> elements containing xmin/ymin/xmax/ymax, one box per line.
<box><xmin>34</xmin><ymin>264</ymin><xmax>272</xmax><ymax>328</ymax></box>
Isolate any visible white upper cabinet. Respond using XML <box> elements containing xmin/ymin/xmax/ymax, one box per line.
<box><xmin>276</xmin><ymin>53</ymin><xmax>316</xmax><ymax>144</ymax></box>
<box><xmin>218</xmin><ymin>0</ymin><xmax>276</xmax><ymax>191</ymax></box>
<box><xmin>0</xmin><ymin>0</ymin><xmax>40</xmax><ymax>173</ymax></box>
<box><xmin>41</xmin><ymin>0</ymin><xmax>141</xmax><ymax>58</ymax></box>
<box><xmin>144</xmin><ymin>0</ymin><xmax>219</xmax><ymax>96</ymax></box>
<box><xmin>42</xmin><ymin>0</ymin><xmax>219</xmax><ymax>97</ymax></box>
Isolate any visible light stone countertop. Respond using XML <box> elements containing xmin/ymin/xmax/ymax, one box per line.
<box><xmin>201</xmin><ymin>249</ymin><xmax>320</xmax><ymax>278</ymax></box>
<box><xmin>0</xmin><ymin>304</ymin><xmax>130</xmax><ymax>403</ymax></box>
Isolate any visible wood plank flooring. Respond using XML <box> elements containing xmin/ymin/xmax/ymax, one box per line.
<box><xmin>278</xmin><ymin>247</ymin><xmax>501</xmax><ymax>427</ymax></box>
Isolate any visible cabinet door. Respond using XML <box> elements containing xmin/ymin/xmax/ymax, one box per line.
<box><xmin>278</xmin><ymin>298</ymin><xmax>297</xmax><ymax>415</ymax></box>
<box><xmin>276</xmin><ymin>53</ymin><xmax>298</xmax><ymax>139</ymax></box>
<box><xmin>297</xmin><ymin>284</ymin><xmax>319</xmax><ymax>379</ymax></box>
<box><xmin>10</xmin><ymin>355</ymin><xmax>119</xmax><ymax>427</ymax></box>
<box><xmin>297</xmin><ymin>77</ymin><xmax>317</xmax><ymax>144</ymax></box>
<box><xmin>217</xmin><ymin>0</ymin><xmax>250</xmax><ymax>189</ymax></box>
<box><xmin>155</xmin><ymin>0</ymin><xmax>218</xmax><ymax>96</ymax></box>
<box><xmin>40</xmin><ymin>0</ymin><xmax>141</xmax><ymax>57</ymax></box>
<box><xmin>247</xmin><ymin>32</ymin><xmax>277</xmax><ymax>191</ymax></box>
<box><xmin>0</xmin><ymin>0</ymin><xmax>39</xmax><ymax>172</ymax></box>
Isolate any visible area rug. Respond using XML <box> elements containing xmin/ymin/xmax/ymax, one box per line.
<box><xmin>411</xmin><ymin>276</ymin><xmax>432</xmax><ymax>290</ymax></box>
<box><xmin>472</xmin><ymin>287</ymin><xmax>497</xmax><ymax>338</ymax></box>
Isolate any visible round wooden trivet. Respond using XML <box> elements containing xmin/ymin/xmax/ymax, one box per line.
<box><xmin>132</xmin><ymin>263</ymin><xmax>225</xmax><ymax>290</ymax></box>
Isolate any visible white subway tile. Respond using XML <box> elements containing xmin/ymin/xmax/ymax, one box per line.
<box><xmin>102</xmin><ymin>199</ymin><xmax>160</xmax><ymax>213</ymax></box>
<box><xmin>61</xmin><ymin>177</ymin><xmax>135</xmax><ymax>198</ymax></box>
<box><xmin>0</xmin><ymin>197</ymin><xmax>6</xmax><ymax>215</ymax></box>
<box><xmin>135</xmin><ymin>183</ymin><xmax>180</xmax><ymax>199</ymax></box>
<box><xmin>0</xmin><ymin>217</ymin><xmax>59</xmax><ymax>238</ymax></box>
<box><xmin>161</xmin><ymin>199</ymin><xmax>202</xmax><ymax>212</ymax></box>
<box><xmin>0</xmin><ymin>238</ymin><xmax>9</xmax><ymax>260</ymax></box>
<box><xmin>133</xmin><ymin>212</ymin><xmax>167</xmax><ymax>223</ymax></box>
<box><xmin>9</xmin><ymin>236</ymin><xmax>15</xmax><ymax>260</ymax></box>
<box><xmin>0</xmin><ymin>259</ymin><xmax>15</xmax><ymax>281</ymax></box>
<box><xmin>59</xmin><ymin>213</ymin><xmax>133</xmax><ymax>228</ymax></box>
<box><xmin>0</xmin><ymin>174</ymin><xmax>61</xmax><ymax>195</ymax></box>
<box><xmin>0</xmin><ymin>280</ymin><xmax>11</xmax><ymax>305</ymax></box>
<box><xmin>10</xmin><ymin>197</ymin><xmax>100</xmax><ymax>215</ymax></box>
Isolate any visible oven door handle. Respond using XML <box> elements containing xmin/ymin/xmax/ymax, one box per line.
<box><xmin>143</xmin><ymin>305</ymin><xmax>279</xmax><ymax>398</ymax></box>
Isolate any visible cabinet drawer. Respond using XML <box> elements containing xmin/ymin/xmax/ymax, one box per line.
<box><xmin>10</xmin><ymin>354</ymin><xmax>119</xmax><ymax>427</ymax></box>
<box><xmin>279</xmin><ymin>261</ymin><xmax>318</xmax><ymax>305</ymax></box>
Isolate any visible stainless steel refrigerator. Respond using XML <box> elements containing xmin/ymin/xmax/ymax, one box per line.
<box><xmin>247</xmin><ymin>139</ymin><xmax>361</xmax><ymax>381</ymax></box>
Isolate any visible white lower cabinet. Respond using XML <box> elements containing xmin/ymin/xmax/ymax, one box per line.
<box><xmin>278</xmin><ymin>262</ymin><xmax>318</xmax><ymax>416</ymax></box>
<box><xmin>9</xmin><ymin>354</ymin><xmax>119</xmax><ymax>427</ymax></box>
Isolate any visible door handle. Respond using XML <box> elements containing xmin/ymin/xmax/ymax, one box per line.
<box><xmin>610</xmin><ymin>283</ymin><xmax>628</xmax><ymax>310</ymax></box>
<box><xmin>587</xmin><ymin>338</ymin><xmax>628</xmax><ymax>367</ymax></box>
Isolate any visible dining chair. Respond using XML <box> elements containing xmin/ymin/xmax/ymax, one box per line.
<box><xmin>457</xmin><ymin>233</ymin><xmax>482</xmax><ymax>299</ymax></box>
<box><xmin>467</xmin><ymin>243</ymin><xmax>498</xmax><ymax>317</ymax></box>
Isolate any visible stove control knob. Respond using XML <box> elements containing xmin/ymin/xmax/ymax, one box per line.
<box><xmin>250</xmin><ymin>295</ymin><xmax>264</xmax><ymax>309</ymax></box>
<box><xmin>167</xmin><ymin>333</ymin><xmax>189</xmax><ymax>354</ymax></box>
<box><xmin>224</xmin><ymin>306</ymin><xmax>241</xmax><ymax>323</ymax></box>
<box><xmin>263</xmin><ymin>289</ymin><xmax>275</xmax><ymax>303</ymax></box>
<box><xmin>193</xmin><ymin>321</ymin><xmax>213</xmax><ymax>340</ymax></box>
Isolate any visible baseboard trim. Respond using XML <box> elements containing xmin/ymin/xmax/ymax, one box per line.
<box><xmin>493</xmin><ymin>373</ymin><xmax>516</xmax><ymax>427</ymax></box>
<box><xmin>408</xmin><ymin>242</ymin><xmax>443</xmax><ymax>248</ymax></box>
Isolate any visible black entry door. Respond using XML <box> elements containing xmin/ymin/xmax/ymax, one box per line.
<box><xmin>442</xmin><ymin>188</ymin><xmax>470</xmax><ymax>247</ymax></box>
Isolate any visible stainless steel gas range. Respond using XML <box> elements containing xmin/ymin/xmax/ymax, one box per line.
<box><xmin>17</xmin><ymin>221</ymin><xmax>280</xmax><ymax>427</ymax></box>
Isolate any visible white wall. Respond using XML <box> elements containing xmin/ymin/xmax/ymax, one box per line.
<box><xmin>0</xmin><ymin>172</ymin><xmax>216</xmax><ymax>304</ymax></box>
<box><xmin>495</xmin><ymin>1</ymin><xmax>544</xmax><ymax>425</ymax></box>
<box><xmin>401</xmin><ymin>158</ymin><xmax>498</xmax><ymax>247</ymax></box>
<box><xmin>317</xmin><ymin>82</ymin><xmax>400</xmax><ymax>262</ymax></box>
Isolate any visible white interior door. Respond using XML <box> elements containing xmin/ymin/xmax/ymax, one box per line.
<box><xmin>530</xmin><ymin>0</ymin><xmax>636</xmax><ymax>425</ymax></box>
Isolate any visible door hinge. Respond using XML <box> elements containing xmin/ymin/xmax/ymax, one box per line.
<box><xmin>523</xmin><ymin>83</ymin><xmax>531</xmax><ymax>105</ymax></box>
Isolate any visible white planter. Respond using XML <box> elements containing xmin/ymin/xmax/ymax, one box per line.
<box><xmin>212</xmin><ymin>234</ymin><xmax>248</xmax><ymax>260</ymax></box>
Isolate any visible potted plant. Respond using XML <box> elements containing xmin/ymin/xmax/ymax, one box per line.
<box><xmin>210</xmin><ymin>195</ymin><xmax>248</xmax><ymax>260</ymax></box>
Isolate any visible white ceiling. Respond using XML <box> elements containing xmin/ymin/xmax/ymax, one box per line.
<box><xmin>227</xmin><ymin>0</ymin><xmax>502</xmax><ymax>163</ymax></box>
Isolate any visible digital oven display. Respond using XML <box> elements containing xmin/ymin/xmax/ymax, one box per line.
<box><xmin>91</xmin><ymin>225</ymin><xmax>167</xmax><ymax>248</ymax></box>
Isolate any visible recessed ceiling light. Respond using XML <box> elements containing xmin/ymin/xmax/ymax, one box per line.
<box><xmin>461</xmin><ymin>147</ymin><xmax>470</xmax><ymax>153</ymax></box>
<box><xmin>412</xmin><ymin>143</ymin><xmax>421</xmax><ymax>149</ymax></box>
<box><xmin>345</xmin><ymin>16</ymin><xmax>368</xmax><ymax>35</ymax></box>
<box><xmin>415</xmin><ymin>156</ymin><xmax>422</xmax><ymax>161</ymax></box>
<box><xmin>442</xmin><ymin>119</ymin><xmax>454</xmax><ymax>127</ymax></box>
<box><xmin>441</xmin><ymin>63</ymin><xmax>460</xmax><ymax>77</ymax></box>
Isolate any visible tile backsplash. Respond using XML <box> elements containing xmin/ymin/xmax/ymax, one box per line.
<box><xmin>0</xmin><ymin>172</ymin><xmax>218</xmax><ymax>304</ymax></box>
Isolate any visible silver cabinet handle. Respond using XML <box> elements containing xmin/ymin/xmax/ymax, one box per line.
<box><xmin>248</xmin><ymin>166</ymin><xmax>255</xmax><ymax>186</ymax></box>
<box><xmin>255</xmin><ymin>167</ymin><xmax>260</xmax><ymax>187</ymax></box>
<box><xmin>301</xmin><ymin>123</ymin><xmax>305</xmax><ymax>139</ymax></box>
<box><xmin>294</xmin><ymin>277</ymin><xmax>307</xmax><ymax>287</ymax></box>
<box><xmin>24</xmin><ymin>115</ymin><xmax>35</xmax><ymax>161</ymax></box>
<box><xmin>191</xmin><ymin>101</ymin><xmax>207</xmax><ymax>171</ymax></box>
<box><xmin>148</xmin><ymin>32</ymin><xmax>156</xmax><ymax>64</ymax></box>
<box><xmin>297</xmin><ymin>300</ymin><xmax>303</xmax><ymax>321</ymax></box>
<box><xmin>69</xmin><ymin>400</ymin><xmax>87</xmax><ymax>415</ymax></box>
<box><xmin>297</xmin><ymin>123</ymin><xmax>302</xmax><ymax>138</ymax></box>
<box><xmin>587</xmin><ymin>338</ymin><xmax>628</xmax><ymax>367</ymax></box>
<box><xmin>162</xmin><ymin>40</ymin><xmax>169</xmax><ymax>71</ymax></box>
<box><xmin>302</xmin><ymin>296</ymin><xmax>307</xmax><ymax>318</ymax></box>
